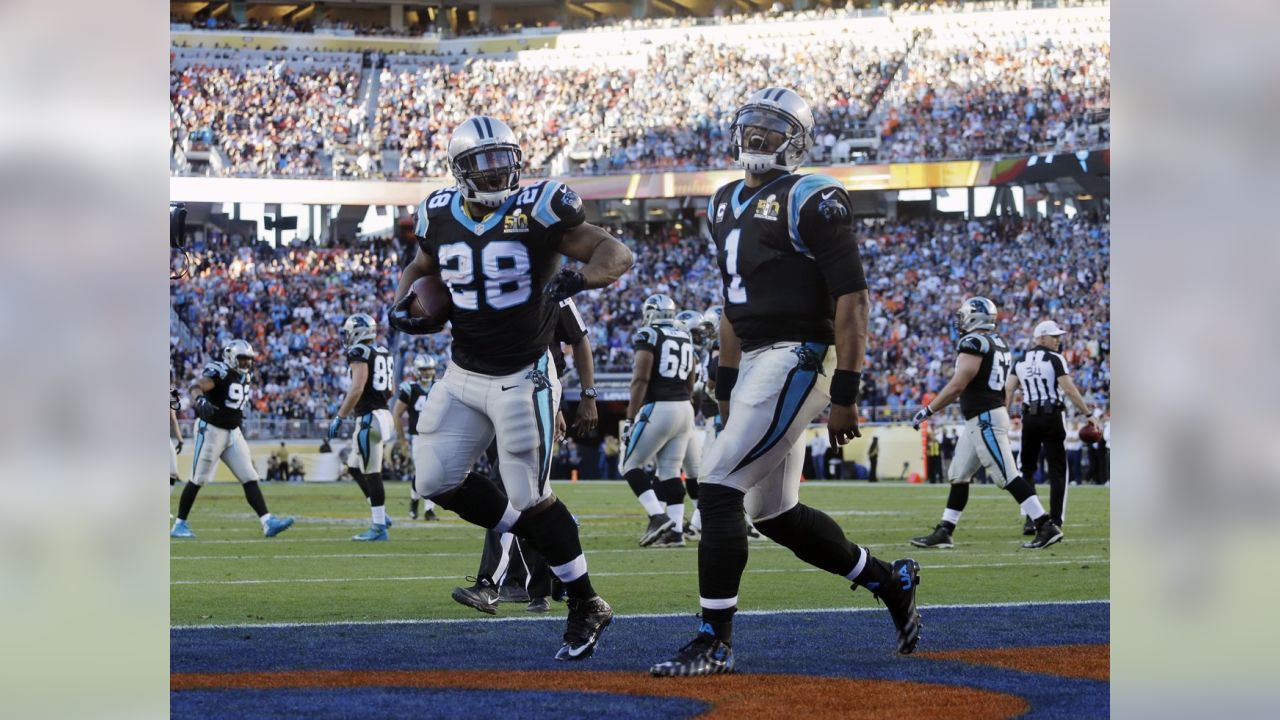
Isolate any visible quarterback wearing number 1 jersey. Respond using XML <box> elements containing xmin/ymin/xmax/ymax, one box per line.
<box><xmin>390</xmin><ymin>115</ymin><xmax>633</xmax><ymax>662</ymax></box>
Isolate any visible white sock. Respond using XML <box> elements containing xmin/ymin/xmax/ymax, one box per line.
<box><xmin>1019</xmin><ymin>496</ymin><xmax>1047</xmax><ymax>520</ymax></box>
<box><xmin>942</xmin><ymin>508</ymin><xmax>962</xmax><ymax>526</ymax></box>
<box><xmin>667</xmin><ymin>501</ymin><xmax>685</xmax><ymax>528</ymax></box>
<box><xmin>638</xmin><ymin>489</ymin><xmax>665</xmax><ymax>517</ymax></box>
<box><xmin>690</xmin><ymin>508</ymin><xmax>702</xmax><ymax>531</ymax></box>
<box><xmin>259</xmin><ymin>513</ymin><xmax>273</xmax><ymax>529</ymax></box>
<box><xmin>372</xmin><ymin>506</ymin><xmax>387</xmax><ymax>525</ymax></box>
<box><xmin>843</xmin><ymin>545</ymin><xmax>868</xmax><ymax>581</ymax></box>
<box><xmin>422</xmin><ymin>499</ymin><xmax>434</xmax><ymax>512</ymax></box>
<box><xmin>410</xmin><ymin>487</ymin><xmax>421</xmax><ymax>501</ymax></box>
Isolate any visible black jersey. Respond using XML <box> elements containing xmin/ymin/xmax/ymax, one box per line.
<box><xmin>956</xmin><ymin>331</ymin><xmax>1013</xmax><ymax>419</ymax></box>
<box><xmin>633</xmin><ymin>321</ymin><xmax>694</xmax><ymax>403</ymax></box>
<box><xmin>550</xmin><ymin>298</ymin><xmax>588</xmax><ymax>377</ymax></box>
<box><xmin>396</xmin><ymin>380</ymin><xmax>432</xmax><ymax>436</ymax></box>
<box><xmin>694</xmin><ymin>351</ymin><xmax>720</xmax><ymax>417</ymax></box>
<box><xmin>414</xmin><ymin>180</ymin><xmax>586</xmax><ymax>376</ymax></box>
<box><xmin>200</xmin><ymin>361</ymin><xmax>250</xmax><ymax>430</ymax></box>
<box><xmin>347</xmin><ymin>342</ymin><xmax>394</xmax><ymax>416</ymax></box>
<box><xmin>707</xmin><ymin>173</ymin><xmax>867</xmax><ymax>351</ymax></box>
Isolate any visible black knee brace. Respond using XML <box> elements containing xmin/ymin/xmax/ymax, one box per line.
<box><xmin>510</xmin><ymin>498</ymin><xmax>582</xmax><ymax>569</ymax></box>
<box><xmin>685</xmin><ymin>477</ymin><xmax>699</xmax><ymax>500</ymax></box>
<box><xmin>623</xmin><ymin>468</ymin><xmax>652</xmax><ymax>498</ymax></box>
<box><xmin>753</xmin><ymin>503</ymin><xmax>861</xmax><ymax>577</ymax></box>
<box><xmin>431</xmin><ymin>473</ymin><xmax>508</xmax><ymax>529</ymax></box>
<box><xmin>657</xmin><ymin>477</ymin><xmax>685</xmax><ymax>505</ymax></box>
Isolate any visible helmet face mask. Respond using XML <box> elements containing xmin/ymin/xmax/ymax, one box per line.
<box><xmin>448</xmin><ymin>116</ymin><xmax>524</xmax><ymax>208</ymax></box>
<box><xmin>222</xmin><ymin>340</ymin><xmax>255</xmax><ymax>372</ymax></box>
<box><xmin>730</xmin><ymin>89</ymin><xmax>815</xmax><ymax>173</ymax></box>
<box><xmin>413</xmin><ymin>355</ymin><xmax>437</xmax><ymax>383</ymax></box>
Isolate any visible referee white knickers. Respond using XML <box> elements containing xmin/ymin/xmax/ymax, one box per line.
<box><xmin>700</xmin><ymin>341</ymin><xmax>834</xmax><ymax>522</ymax></box>
<box><xmin>190</xmin><ymin>420</ymin><xmax>260</xmax><ymax>485</ymax></box>
<box><xmin>947</xmin><ymin>407</ymin><xmax>1021</xmax><ymax>488</ymax></box>
<box><xmin>413</xmin><ymin>351</ymin><xmax>560</xmax><ymax>514</ymax></box>
<box><xmin>348</xmin><ymin>408</ymin><xmax>394</xmax><ymax>474</ymax></box>
<box><xmin>620</xmin><ymin>400</ymin><xmax>693</xmax><ymax>479</ymax></box>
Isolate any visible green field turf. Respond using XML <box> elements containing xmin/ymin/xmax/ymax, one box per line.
<box><xmin>169</xmin><ymin>480</ymin><xmax>1109</xmax><ymax>627</ymax></box>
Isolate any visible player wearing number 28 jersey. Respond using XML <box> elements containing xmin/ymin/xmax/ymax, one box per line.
<box><xmin>329</xmin><ymin>313</ymin><xmax>396</xmax><ymax>541</ymax></box>
<box><xmin>171</xmin><ymin>340</ymin><xmax>295</xmax><ymax>539</ymax></box>
<box><xmin>622</xmin><ymin>294</ymin><xmax>696</xmax><ymax>548</ymax></box>
<box><xmin>389</xmin><ymin>116</ymin><xmax>632</xmax><ymax>661</ymax></box>
<box><xmin>909</xmin><ymin>297</ymin><xmax>1064</xmax><ymax>551</ymax></box>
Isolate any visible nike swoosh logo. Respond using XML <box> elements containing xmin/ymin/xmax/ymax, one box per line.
<box><xmin>500</xmin><ymin>384</ymin><xmax>519</xmax><ymax>391</ymax></box>
<box><xmin>821</xmin><ymin>190</ymin><xmax>836</xmax><ymax>200</ymax></box>
<box><xmin>564</xmin><ymin>634</ymin><xmax>596</xmax><ymax>657</ymax></box>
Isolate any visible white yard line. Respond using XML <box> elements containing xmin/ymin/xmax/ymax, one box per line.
<box><xmin>172</xmin><ymin>557</ymin><xmax>1108</xmax><ymax>586</ymax></box>
<box><xmin>171</xmin><ymin>598</ymin><xmax>1109</xmax><ymax>630</ymax></box>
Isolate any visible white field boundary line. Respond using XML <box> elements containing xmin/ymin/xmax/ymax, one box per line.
<box><xmin>171</xmin><ymin>543</ymin><xmax>1111</xmax><ymax>562</ymax></box>
<box><xmin>172</xmin><ymin>557</ymin><xmax>1109</xmax><ymax>586</ymax></box>
<box><xmin>171</xmin><ymin>598</ymin><xmax>1110</xmax><ymax>631</ymax></box>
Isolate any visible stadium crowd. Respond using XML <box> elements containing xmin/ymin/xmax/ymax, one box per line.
<box><xmin>171</xmin><ymin>7</ymin><xmax>1109</xmax><ymax>179</ymax></box>
<box><xmin>170</xmin><ymin>214</ymin><xmax>1110</xmax><ymax>426</ymax></box>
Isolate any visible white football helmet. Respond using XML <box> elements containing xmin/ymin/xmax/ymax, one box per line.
<box><xmin>729</xmin><ymin>87</ymin><xmax>816</xmax><ymax>173</ymax></box>
<box><xmin>342</xmin><ymin>313</ymin><xmax>378</xmax><ymax>348</ymax></box>
<box><xmin>413</xmin><ymin>354</ymin><xmax>437</xmax><ymax>382</ymax></box>
<box><xmin>221</xmin><ymin>339</ymin><xmax>255</xmax><ymax>371</ymax></box>
<box><xmin>954</xmin><ymin>297</ymin><xmax>998</xmax><ymax>335</ymax></box>
<box><xmin>642</xmin><ymin>294</ymin><xmax>677</xmax><ymax>327</ymax></box>
<box><xmin>674</xmin><ymin>310</ymin><xmax>703</xmax><ymax>341</ymax></box>
<box><xmin>703</xmin><ymin>305</ymin><xmax>723</xmax><ymax>336</ymax></box>
<box><xmin>448</xmin><ymin>116</ymin><xmax>524</xmax><ymax>208</ymax></box>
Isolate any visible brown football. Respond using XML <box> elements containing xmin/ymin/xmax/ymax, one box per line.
<box><xmin>1078</xmin><ymin>423</ymin><xmax>1103</xmax><ymax>444</ymax></box>
<box><xmin>409</xmin><ymin>274</ymin><xmax>453</xmax><ymax>326</ymax></box>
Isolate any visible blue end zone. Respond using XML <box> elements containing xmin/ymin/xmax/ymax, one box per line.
<box><xmin>173</xmin><ymin>601</ymin><xmax>1109</xmax><ymax>719</ymax></box>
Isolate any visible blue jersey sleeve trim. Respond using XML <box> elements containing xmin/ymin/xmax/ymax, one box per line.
<box><xmin>787</xmin><ymin>174</ymin><xmax>843</xmax><ymax>256</ymax></box>
<box><xmin>532</xmin><ymin>181</ymin><xmax>565</xmax><ymax>228</ymax></box>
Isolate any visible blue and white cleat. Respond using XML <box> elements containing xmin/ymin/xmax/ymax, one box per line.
<box><xmin>353</xmin><ymin>523</ymin><xmax>388</xmax><ymax>542</ymax></box>
<box><xmin>170</xmin><ymin>519</ymin><xmax>195</xmax><ymax>539</ymax></box>
<box><xmin>263</xmin><ymin>515</ymin><xmax>295</xmax><ymax>538</ymax></box>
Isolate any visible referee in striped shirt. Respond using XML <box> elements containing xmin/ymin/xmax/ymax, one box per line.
<box><xmin>1006</xmin><ymin>320</ymin><xmax>1099</xmax><ymax>532</ymax></box>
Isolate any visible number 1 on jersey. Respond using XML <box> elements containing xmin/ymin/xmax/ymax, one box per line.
<box><xmin>724</xmin><ymin>229</ymin><xmax>747</xmax><ymax>304</ymax></box>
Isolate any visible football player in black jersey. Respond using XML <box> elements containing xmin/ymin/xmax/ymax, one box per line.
<box><xmin>388</xmin><ymin>116</ymin><xmax>632</xmax><ymax>661</ymax></box>
<box><xmin>393</xmin><ymin>355</ymin><xmax>440</xmax><ymax>521</ymax></box>
<box><xmin>651</xmin><ymin>88</ymin><xmax>919</xmax><ymax>677</ymax></box>
<box><xmin>172</xmin><ymin>340</ymin><xmax>294</xmax><ymax>539</ymax></box>
<box><xmin>328</xmin><ymin>314</ymin><xmax>397</xmax><ymax>541</ymax></box>
<box><xmin>622</xmin><ymin>295</ymin><xmax>697</xmax><ymax>548</ymax></box>
<box><xmin>909</xmin><ymin>298</ymin><xmax>1064</xmax><ymax>550</ymax></box>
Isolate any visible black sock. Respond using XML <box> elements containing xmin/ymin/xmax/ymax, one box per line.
<box><xmin>365</xmin><ymin>472</ymin><xmax>385</xmax><ymax>507</ymax></box>
<box><xmin>512</xmin><ymin>499</ymin><xmax>595</xmax><ymax>599</ymax></box>
<box><xmin>177</xmin><ymin>482</ymin><xmax>201</xmax><ymax>521</ymax></box>
<box><xmin>852</xmin><ymin>554</ymin><xmax>893</xmax><ymax>592</ymax></box>
<box><xmin>350</xmin><ymin>468</ymin><xmax>369</xmax><ymax>499</ymax></box>
<box><xmin>946</xmin><ymin>482</ymin><xmax>970</xmax><ymax>512</ymax></box>
<box><xmin>623</xmin><ymin>468</ymin><xmax>652</xmax><ymax>497</ymax></box>
<box><xmin>170</xmin><ymin>475</ymin><xmax>179</xmax><ymax>487</ymax></box>
<box><xmin>409</xmin><ymin>498</ymin><xmax>419</xmax><ymax>514</ymax></box>
<box><xmin>697</xmin><ymin>484</ymin><xmax>748</xmax><ymax>643</ymax></box>
<box><xmin>241</xmin><ymin>481</ymin><xmax>269</xmax><ymax>518</ymax></box>
<box><xmin>754</xmin><ymin>503</ymin><xmax>860</xmax><ymax>576</ymax></box>
<box><xmin>686</xmin><ymin>477</ymin><xmax>699</xmax><ymax>501</ymax></box>
<box><xmin>1004</xmin><ymin>475</ymin><xmax>1036</xmax><ymax>504</ymax></box>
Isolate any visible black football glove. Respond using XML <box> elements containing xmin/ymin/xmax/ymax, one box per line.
<box><xmin>543</xmin><ymin>268</ymin><xmax>586</xmax><ymax>302</ymax></box>
<box><xmin>173</xmin><ymin>439</ymin><xmax>184</xmax><ymax>455</ymax></box>
<box><xmin>194</xmin><ymin>396</ymin><xmax>217</xmax><ymax>421</ymax></box>
<box><xmin>388</xmin><ymin>292</ymin><xmax>443</xmax><ymax>335</ymax></box>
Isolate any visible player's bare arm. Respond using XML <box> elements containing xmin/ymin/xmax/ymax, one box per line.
<box><xmin>628</xmin><ymin>349</ymin><xmax>654</xmax><ymax>421</ymax></box>
<box><xmin>1005</xmin><ymin>373</ymin><xmax>1022</xmax><ymax>410</ymax></box>
<box><xmin>393</xmin><ymin>246</ymin><xmax>440</xmax><ymax>303</ymax></box>
<box><xmin>337</xmin><ymin>362</ymin><xmax>368</xmax><ymax>418</ymax></box>
<box><xmin>557</xmin><ymin>223</ymin><xmax>634</xmax><ymax>289</ymax></box>
<box><xmin>828</xmin><ymin>289</ymin><xmax>870</xmax><ymax>446</ymax></box>
<box><xmin>571</xmin><ymin>335</ymin><xmax>598</xmax><ymax>434</ymax></box>
<box><xmin>715</xmin><ymin>313</ymin><xmax>742</xmax><ymax>421</ymax></box>
<box><xmin>391</xmin><ymin>397</ymin><xmax>409</xmax><ymax>440</ymax></box>
<box><xmin>928</xmin><ymin>353</ymin><xmax>983</xmax><ymax>413</ymax></box>
<box><xmin>1057</xmin><ymin>375</ymin><xmax>1096</xmax><ymax>420</ymax></box>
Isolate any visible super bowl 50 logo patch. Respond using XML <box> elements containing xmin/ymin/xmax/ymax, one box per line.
<box><xmin>755</xmin><ymin>194</ymin><xmax>780</xmax><ymax>221</ymax></box>
<box><xmin>504</xmin><ymin>209</ymin><xmax>529</xmax><ymax>233</ymax></box>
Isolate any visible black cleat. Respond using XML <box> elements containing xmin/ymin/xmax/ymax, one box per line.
<box><xmin>857</xmin><ymin>559</ymin><xmax>923</xmax><ymax>654</ymax></box>
<box><xmin>639</xmin><ymin>514</ymin><xmax>675</xmax><ymax>547</ymax></box>
<box><xmin>526</xmin><ymin>596</ymin><xmax>551</xmax><ymax>613</ymax></box>
<box><xmin>451</xmin><ymin>577</ymin><xmax>499</xmax><ymax>615</ymax></box>
<box><xmin>550</xmin><ymin>577</ymin><xmax>567</xmax><ymax>603</ymax></box>
<box><xmin>1022</xmin><ymin>518</ymin><xmax>1064</xmax><ymax>549</ymax></box>
<box><xmin>1022</xmin><ymin>515</ymin><xmax>1035</xmax><ymax>536</ymax></box>
<box><xmin>650</xmin><ymin>625</ymin><xmax>735</xmax><ymax>677</ymax></box>
<box><xmin>422</xmin><ymin>508</ymin><xmax>439</xmax><ymax>521</ymax></box>
<box><xmin>555</xmin><ymin>596</ymin><xmax>613</xmax><ymax>661</ymax></box>
<box><xmin>652</xmin><ymin>528</ymin><xmax>686</xmax><ymax>548</ymax></box>
<box><xmin>682</xmin><ymin>520</ymin><xmax>700</xmax><ymax>539</ymax></box>
<box><xmin>910</xmin><ymin>524</ymin><xmax>954</xmax><ymax>549</ymax></box>
<box><xmin>498</xmin><ymin>584</ymin><xmax>531</xmax><ymax>604</ymax></box>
